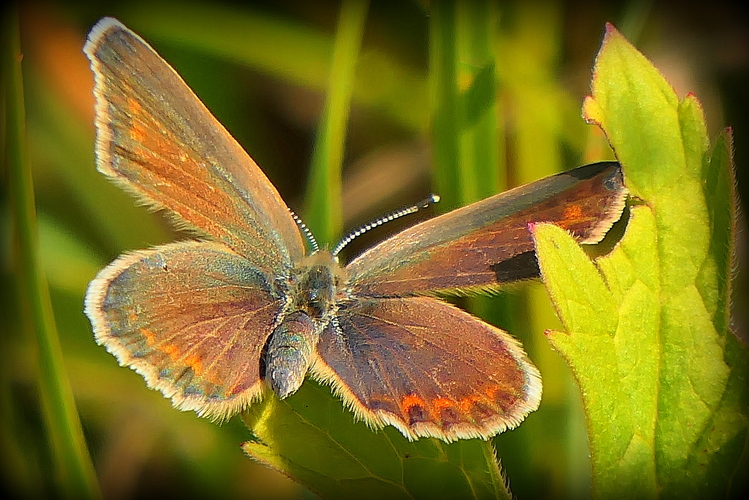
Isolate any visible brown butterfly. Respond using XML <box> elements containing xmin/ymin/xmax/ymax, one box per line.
<box><xmin>84</xmin><ymin>17</ymin><xmax>626</xmax><ymax>442</ymax></box>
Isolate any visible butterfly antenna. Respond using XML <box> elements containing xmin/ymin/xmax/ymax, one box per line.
<box><xmin>290</xmin><ymin>210</ymin><xmax>319</xmax><ymax>254</ymax></box>
<box><xmin>332</xmin><ymin>194</ymin><xmax>440</xmax><ymax>258</ymax></box>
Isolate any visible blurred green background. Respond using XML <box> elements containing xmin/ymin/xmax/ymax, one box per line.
<box><xmin>3</xmin><ymin>0</ymin><xmax>748</xmax><ymax>498</ymax></box>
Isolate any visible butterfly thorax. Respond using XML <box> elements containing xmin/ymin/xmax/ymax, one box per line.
<box><xmin>264</xmin><ymin>251</ymin><xmax>343</xmax><ymax>399</ymax></box>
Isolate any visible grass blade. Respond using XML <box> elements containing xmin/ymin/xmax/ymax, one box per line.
<box><xmin>4</xmin><ymin>8</ymin><xmax>101</xmax><ymax>499</ymax></box>
<box><xmin>304</xmin><ymin>0</ymin><xmax>370</xmax><ymax>246</ymax></box>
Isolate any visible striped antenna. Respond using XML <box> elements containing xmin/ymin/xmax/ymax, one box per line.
<box><xmin>332</xmin><ymin>194</ymin><xmax>440</xmax><ymax>258</ymax></box>
<box><xmin>290</xmin><ymin>210</ymin><xmax>319</xmax><ymax>254</ymax></box>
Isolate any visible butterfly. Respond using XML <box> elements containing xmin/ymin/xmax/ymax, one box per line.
<box><xmin>83</xmin><ymin>17</ymin><xmax>626</xmax><ymax>442</ymax></box>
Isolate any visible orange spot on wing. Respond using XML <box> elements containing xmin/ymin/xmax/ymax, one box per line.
<box><xmin>433</xmin><ymin>397</ymin><xmax>454</xmax><ymax>413</ymax></box>
<box><xmin>401</xmin><ymin>393</ymin><xmax>425</xmax><ymax>413</ymax></box>
<box><xmin>140</xmin><ymin>330</ymin><xmax>190</xmax><ymax>368</ymax></box>
<box><xmin>126</xmin><ymin>97</ymin><xmax>146</xmax><ymax>142</ymax></box>
<box><xmin>184</xmin><ymin>355</ymin><xmax>203</xmax><ymax>376</ymax></box>
<box><xmin>161</xmin><ymin>344</ymin><xmax>177</xmax><ymax>355</ymax></box>
<box><xmin>130</xmin><ymin>124</ymin><xmax>146</xmax><ymax>142</ymax></box>
<box><xmin>563</xmin><ymin>205</ymin><xmax>583</xmax><ymax>223</ymax></box>
<box><xmin>141</xmin><ymin>328</ymin><xmax>157</xmax><ymax>345</ymax></box>
<box><xmin>127</xmin><ymin>97</ymin><xmax>142</xmax><ymax>114</ymax></box>
<box><xmin>160</xmin><ymin>344</ymin><xmax>182</xmax><ymax>364</ymax></box>
<box><xmin>455</xmin><ymin>385</ymin><xmax>507</xmax><ymax>415</ymax></box>
<box><xmin>484</xmin><ymin>384</ymin><xmax>499</xmax><ymax>400</ymax></box>
<box><xmin>457</xmin><ymin>395</ymin><xmax>481</xmax><ymax>414</ymax></box>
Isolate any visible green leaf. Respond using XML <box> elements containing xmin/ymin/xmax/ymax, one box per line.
<box><xmin>536</xmin><ymin>24</ymin><xmax>749</xmax><ymax>499</ymax></box>
<box><xmin>534</xmin><ymin>213</ymin><xmax>660</xmax><ymax>499</ymax></box>
<box><xmin>241</xmin><ymin>381</ymin><xmax>508</xmax><ymax>500</ymax></box>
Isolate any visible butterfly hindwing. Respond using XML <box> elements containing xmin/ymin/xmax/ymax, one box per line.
<box><xmin>311</xmin><ymin>296</ymin><xmax>541</xmax><ymax>442</ymax></box>
<box><xmin>85</xmin><ymin>241</ymin><xmax>284</xmax><ymax>420</ymax></box>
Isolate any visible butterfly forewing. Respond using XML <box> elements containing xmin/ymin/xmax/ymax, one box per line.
<box><xmin>86</xmin><ymin>241</ymin><xmax>284</xmax><ymax>420</ymax></box>
<box><xmin>346</xmin><ymin>162</ymin><xmax>626</xmax><ymax>297</ymax></box>
<box><xmin>84</xmin><ymin>18</ymin><xmax>304</xmax><ymax>274</ymax></box>
<box><xmin>311</xmin><ymin>297</ymin><xmax>541</xmax><ymax>442</ymax></box>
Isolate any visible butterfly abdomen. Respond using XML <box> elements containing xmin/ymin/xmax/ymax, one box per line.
<box><xmin>264</xmin><ymin>311</ymin><xmax>318</xmax><ymax>399</ymax></box>
<box><xmin>264</xmin><ymin>257</ymin><xmax>341</xmax><ymax>399</ymax></box>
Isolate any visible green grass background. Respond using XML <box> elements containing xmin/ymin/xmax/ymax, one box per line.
<box><xmin>3</xmin><ymin>0</ymin><xmax>748</xmax><ymax>498</ymax></box>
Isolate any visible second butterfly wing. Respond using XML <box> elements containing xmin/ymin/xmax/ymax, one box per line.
<box><xmin>87</xmin><ymin>242</ymin><xmax>285</xmax><ymax>419</ymax></box>
<box><xmin>312</xmin><ymin>296</ymin><xmax>541</xmax><ymax>442</ymax></box>
<box><xmin>346</xmin><ymin>161</ymin><xmax>626</xmax><ymax>297</ymax></box>
<box><xmin>85</xmin><ymin>18</ymin><xmax>304</xmax><ymax>272</ymax></box>
<box><xmin>309</xmin><ymin>162</ymin><xmax>626</xmax><ymax>441</ymax></box>
<box><xmin>84</xmin><ymin>19</ymin><xmax>305</xmax><ymax>420</ymax></box>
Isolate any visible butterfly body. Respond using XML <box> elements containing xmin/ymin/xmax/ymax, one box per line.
<box><xmin>84</xmin><ymin>18</ymin><xmax>626</xmax><ymax>442</ymax></box>
<box><xmin>265</xmin><ymin>252</ymin><xmax>341</xmax><ymax>399</ymax></box>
